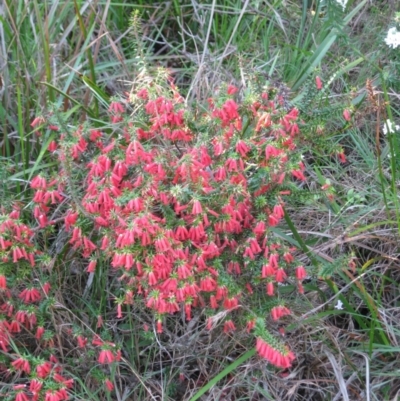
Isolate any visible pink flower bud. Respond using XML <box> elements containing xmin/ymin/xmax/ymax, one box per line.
<box><xmin>343</xmin><ymin>109</ymin><xmax>351</xmax><ymax>121</ymax></box>
<box><xmin>315</xmin><ymin>76</ymin><xmax>323</xmax><ymax>90</ymax></box>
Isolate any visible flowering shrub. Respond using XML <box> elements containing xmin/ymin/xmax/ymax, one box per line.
<box><xmin>0</xmin><ymin>208</ymin><xmax>78</xmax><ymax>401</ymax></box>
<box><xmin>0</xmin><ymin>72</ymin><xmax>353</xmax><ymax>398</ymax></box>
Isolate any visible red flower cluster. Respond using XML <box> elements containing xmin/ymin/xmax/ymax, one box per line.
<box><xmin>9</xmin><ymin>355</ymin><xmax>73</xmax><ymax>400</ymax></box>
<box><xmin>256</xmin><ymin>337</ymin><xmax>295</xmax><ymax>368</ymax></box>
<box><xmin>270</xmin><ymin>305</ymin><xmax>291</xmax><ymax>320</ymax></box>
<box><xmin>17</xmin><ymin>78</ymin><xmax>316</xmax><ymax>373</ymax></box>
<box><xmin>0</xmin><ymin>207</ymin><xmax>36</xmax><ymax>268</ymax></box>
<box><xmin>0</xmin><ymin>71</ymin><xmax>356</xmax><ymax>400</ymax></box>
<box><xmin>0</xmin><ymin>208</ymin><xmax>76</xmax><ymax>399</ymax></box>
<box><xmin>26</xmin><ymin>80</ymin><xmax>309</xmax><ymax>366</ymax></box>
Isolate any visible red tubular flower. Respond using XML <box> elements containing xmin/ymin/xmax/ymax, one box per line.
<box><xmin>50</xmin><ymin>354</ymin><xmax>59</xmax><ymax>365</ymax></box>
<box><xmin>227</xmin><ymin>84</ymin><xmax>238</xmax><ymax>95</ymax></box>
<box><xmin>19</xmin><ymin>287</ymin><xmax>41</xmax><ymax>303</ymax></box>
<box><xmin>109</xmin><ymin>101</ymin><xmax>124</xmax><ymax>114</ymax></box>
<box><xmin>223</xmin><ymin>297</ymin><xmax>239</xmax><ymax>310</ymax></box>
<box><xmin>98</xmin><ymin>349</ymin><xmax>115</xmax><ymax>364</ymax></box>
<box><xmin>31</xmin><ymin>116</ymin><xmax>45</xmax><ymax>128</ymax></box>
<box><xmin>89</xmin><ymin>129</ymin><xmax>102</xmax><ymax>141</ymax></box>
<box><xmin>200</xmin><ymin>276</ymin><xmax>216</xmax><ymax>292</ymax></box>
<box><xmin>0</xmin><ymin>237</ymin><xmax>9</xmax><ymax>251</ymax></box>
<box><xmin>212</xmin><ymin>139</ymin><xmax>224</xmax><ymax>155</ymax></box>
<box><xmin>343</xmin><ymin>109</ymin><xmax>351</xmax><ymax>121</ymax></box>
<box><xmin>275</xmin><ymin>269</ymin><xmax>287</xmax><ymax>283</ymax></box>
<box><xmin>54</xmin><ymin>373</ymin><xmax>74</xmax><ymax>388</ymax></box>
<box><xmin>249</xmin><ymin>238</ymin><xmax>262</xmax><ymax>254</ymax></box>
<box><xmin>26</xmin><ymin>311</ymin><xmax>37</xmax><ymax>329</ymax></box>
<box><xmin>209</xmin><ymin>295</ymin><xmax>218</xmax><ymax>309</ymax></box>
<box><xmin>83</xmin><ymin>236</ymin><xmax>97</xmax><ymax>253</ymax></box>
<box><xmin>177</xmin><ymin>264</ymin><xmax>191</xmax><ymax>280</ymax></box>
<box><xmin>253</xmin><ymin>221</ymin><xmax>266</xmax><ymax>236</ymax></box>
<box><xmin>55</xmin><ymin>388</ymin><xmax>69</xmax><ymax>400</ymax></box>
<box><xmin>266</xmin><ymin>282</ymin><xmax>274</xmax><ymax>296</ymax></box>
<box><xmin>87</xmin><ymin>260</ymin><xmax>97</xmax><ymax>273</ymax></box>
<box><xmin>273</xmin><ymin>204</ymin><xmax>284</xmax><ymax>219</ymax></box>
<box><xmin>283</xmin><ymin>252</ymin><xmax>294</xmax><ymax>264</ymax></box>
<box><xmin>243</xmin><ymin>246</ymin><xmax>255</xmax><ymax>259</ymax></box>
<box><xmin>235</xmin><ymin>140</ymin><xmax>250</xmax><ymax>157</ymax></box>
<box><xmin>12</xmin><ymin>246</ymin><xmax>23</xmax><ymax>262</ymax></box>
<box><xmin>7</xmin><ymin>320</ymin><xmax>22</xmax><ymax>333</ymax></box>
<box><xmin>292</xmin><ymin>169</ymin><xmax>306</xmax><ymax>181</ymax></box>
<box><xmin>137</xmin><ymin>88</ymin><xmax>148</xmax><ymax>99</ymax></box>
<box><xmin>15</xmin><ymin>390</ymin><xmax>29</xmax><ymax>401</ymax></box>
<box><xmin>246</xmin><ymin>283</ymin><xmax>253</xmax><ymax>294</ymax></box>
<box><xmin>0</xmin><ymin>275</ymin><xmax>6</xmax><ymax>289</ymax></box>
<box><xmin>227</xmin><ymin>261</ymin><xmax>241</xmax><ymax>274</ymax></box>
<box><xmin>77</xmin><ymin>335</ymin><xmax>88</xmax><ymax>348</ymax></box>
<box><xmin>271</xmin><ymin>305</ymin><xmax>291</xmax><ymax>320</ymax></box>
<box><xmin>216</xmin><ymin>285</ymin><xmax>228</xmax><ymax>300</ymax></box>
<box><xmin>2</xmin><ymin>301</ymin><xmax>13</xmax><ymax>316</ymax></box>
<box><xmin>29</xmin><ymin>379</ymin><xmax>43</xmax><ymax>396</ymax></box>
<box><xmin>191</xmin><ymin>199</ymin><xmax>203</xmax><ymax>215</ymax></box>
<box><xmin>12</xmin><ymin>357</ymin><xmax>31</xmax><ymax>374</ymax></box>
<box><xmin>45</xmin><ymin>390</ymin><xmax>60</xmax><ymax>401</ymax></box>
<box><xmin>100</xmin><ymin>235</ymin><xmax>110</xmax><ymax>250</ymax></box>
<box><xmin>148</xmin><ymin>271</ymin><xmax>158</xmax><ymax>286</ymax></box>
<box><xmin>246</xmin><ymin>319</ymin><xmax>256</xmax><ymax>332</ymax></box>
<box><xmin>31</xmin><ymin>175</ymin><xmax>47</xmax><ymax>190</ymax></box>
<box><xmin>269</xmin><ymin>253</ymin><xmax>279</xmax><ymax>269</ymax></box>
<box><xmin>315</xmin><ymin>76</ymin><xmax>323</xmax><ymax>90</ymax></box>
<box><xmin>265</xmin><ymin>144</ymin><xmax>281</xmax><ymax>160</ymax></box>
<box><xmin>268</xmin><ymin>214</ymin><xmax>279</xmax><ymax>226</ymax></box>
<box><xmin>185</xmin><ymin>303</ymin><xmax>192</xmax><ymax>321</ymax></box>
<box><xmin>116</xmin><ymin>303</ymin><xmax>123</xmax><ymax>318</ymax></box>
<box><xmin>36</xmin><ymin>326</ymin><xmax>45</xmax><ymax>340</ymax></box>
<box><xmin>295</xmin><ymin>265</ymin><xmax>307</xmax><ymax>280</ymax></box>
<box><xmin>105</xmin><ymin>378</ymin><xmax>114</xmax><ymax>391</ymax></box>
<box><xmin>43</xmin><ymin>282</ymin><xmax>51</xmax><ymax>295</ymax></box>
<box><xmin>256</xmin><ymin>337</ymin><xmax>295</xmax><ymax>368</ymax></box>
<box><xmin>14</xmin><ymin>385</ymin><xmax>27</xmax><ymax>391</ymax></box>
<box><xmin>64</xmin><ymin>211</ymin><xmax>78</xmax><ymax>230</ymax></box>
<box><xmin>223</xmin><ymin>99</ymin><xmax>239</xmax><ymax>120</ymax></box>
<box><xmin>92</xmin><ymin>335</ymin><xmax>104</xmax><ymax>346</ymax></box>
<box><xmin>15</xmin><ymin>310</ymin><xmax>27</xmax><ymax>324</ymax></box>
<box><xmin>262</xmin><ymin>264</ymin><xmax>275</xmax><ymax>278</ymax></box>
<box><xmin>125</xmin><ymin>290</ymin><xmax>134</xmax><ymax>304</ymax></box>
<box><xmin>223</xmin><ymin>320</ymin><xmax>236</xmax><ymax>333</ymax></box>
<box><xmin>36</xmin><ymin>361</ymin><xmax>52</xmax><ymax>378</ymax></box>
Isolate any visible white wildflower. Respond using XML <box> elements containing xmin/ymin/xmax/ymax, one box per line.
<box><xmin>383</xmin><ymin>119</ymin><xmax>400</xmax><ymax>135</ymax></box>
<box><xmin>334</xmin><ymin>300</ymin><xmax>344</xmax><ymax>310</ymax></box>
<box><xmin>384</xmin><ymin>27</ymin><xmax>400</xmax><ymax>49</ymax></box>
<box><xmin>335</xmin><ymin>0</ymin><xmax>347</xmax><ymax>11</ymax></box>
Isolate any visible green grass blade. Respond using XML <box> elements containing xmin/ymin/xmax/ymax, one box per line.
<box><xmin>188</xmin><ymin>348</ymin><xmax>256</xmax><ymax>401</ymax></box>
<box><xmin>292</xmin><ymin>33</ymin><xmax>337</xmax><ymax>91</ymax></box>
<box><xmin>39</xmin><ymin>82</ymin><xmax>95</xmax><ymax>117</ymax></box>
